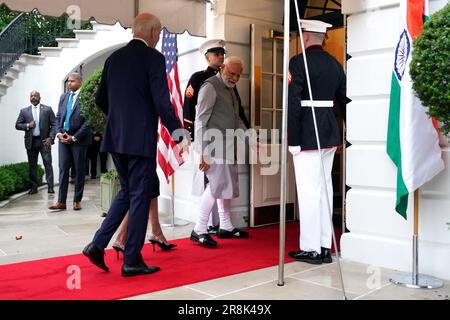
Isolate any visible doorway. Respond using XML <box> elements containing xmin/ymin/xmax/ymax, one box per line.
<box><xmin>249</xmin><ymin>17</ymin><xmax>347</xmax><ymax>230</ymax></box>
<box><xmin>249</xmin><ymin>25</ymin><xmax>297</xmax><ymax>227</ymax></box>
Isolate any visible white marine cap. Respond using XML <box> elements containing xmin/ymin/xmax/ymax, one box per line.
<box><xmin>199</xmin><ymin>39</ymin><xmax>226</xmax><ymax>55</ymax></box>
<box><xmin>299</xmin><ymin>19</ymin><xmax>332</xmax><ymax>34</ymax></box>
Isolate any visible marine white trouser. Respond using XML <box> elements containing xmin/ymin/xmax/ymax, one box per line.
<box><xmin>290</xmin><ymin>146</ymin><xmax>336</xmax><ymax>253</ymax></box>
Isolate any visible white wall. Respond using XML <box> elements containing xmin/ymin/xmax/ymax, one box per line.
<box><xmin>0</xmin><ymin>1</ymin><xmax>285</xmax><ymax>229</ymax></box>
<box><xmin>0</xmin><ymin>22</ymin><xmax>132</xmax><ymax>178</ymax></box>
<box><xmin>342</xmin><ymin>0</ymin><xmax>450</xmax><ymax>280</ymax></box>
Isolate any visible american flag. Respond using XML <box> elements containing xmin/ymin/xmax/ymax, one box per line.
<box><xmin>158</xmin><ymin>28</ymin><xmax>185</xmax><ymax>182</ymax></box>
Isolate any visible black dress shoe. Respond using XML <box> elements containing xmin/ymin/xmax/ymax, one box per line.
<box><xmin>217</xmin><ymin>228</ymin><xmax>249</xmax><ymax>239</ymax></box>
<box><xmin>190</xmin><ymin>230</ymin><xmax>217</xmax><ymax>247</ymax></box>
<box><xmin>321</xmin><ymin>247</ymin><xmax>333</xmax><ymax>263</ymax></box>
<box><xmin>207</xmin><ymin>225</ymin><xmax>219</xmax><ymax>235</ymax></box>
<box><xmin>82</xmin><ymin>242</ymin><xmax>109</xmax><ymax>272</ymax></box>
<box><xmin>48</xmin><ymin>188</ymin><xmax>55</xmax><ymax>194</ymax></box>
<box><xmin>121</xmin><ymin>262</ymin><xmax>160</xmax><ymax>277</ymax></box>
<box><xmin>288</xmin><ymin>250</ymin><xmax>322</xmax><ymax>265</ymax></box>
<box><xmin>28</xmin><ymin>189</ymin><xmax>38</xmax><ymax>195</ymax></box>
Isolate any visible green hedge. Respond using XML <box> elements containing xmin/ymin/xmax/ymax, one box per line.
<box><xmin>410</xmin><ymin>3</ymin><xmax>450</xmax><ymax>135</ymax></box>
<box><xmin>0</xmin><ymin>162</ymin><xmax>44</xmax><ymax>200</ymax></box>
<box><xmin>79</xmin><ymin>67</ymin><xmax>106</xmax><ymax>134</ymax></box>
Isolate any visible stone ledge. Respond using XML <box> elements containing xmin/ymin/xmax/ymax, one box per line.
<box><xmin>0</xmin><ymin>184</ymin><xmax>50</xmax><ymax>208</ymax></box>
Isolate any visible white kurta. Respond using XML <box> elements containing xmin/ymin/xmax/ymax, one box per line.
<box><xmin>290</xmin><ymin>146</ymin><xmax>337</xmax><ymax>253</ymax></box>
<box><xmin>192</xmin><ymin>75</ymin><xmax>247</xmax><ymax>199</ymax></box>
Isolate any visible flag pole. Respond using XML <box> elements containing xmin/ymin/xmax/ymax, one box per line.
<box><xmin>292</xmin><ymin>0</ymin><xmax>347</xmax><ymax>300</ymax></box>
<box><xmin>390</xmin><ymin>189</ymin><xmax>443</xmax><ymax>288</ymax></box>
<box><xmin>277</xmin><ymin>0</ymin><xmax>290</xmax><ymax>287</ymax></box>
<box><xmin>161</xmin><ymin>173</ymin><xmax>189</xmax><ymax>227</ymax></box>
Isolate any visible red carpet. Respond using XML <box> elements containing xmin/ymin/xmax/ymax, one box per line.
<box><xmin>0</xmin><ymin>222</ymin><xmax>341</xmax><ymax>300</ymax></box>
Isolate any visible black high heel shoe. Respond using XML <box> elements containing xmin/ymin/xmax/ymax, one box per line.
<box><xmin>112</xmin><ymin>241</ymin><xmax>125</xmax><ymax>260</ymax></box>
<box><xmin>149</xmin><ymin>234</ymin><xmax>177</xmax><ymax>251</ymax></box>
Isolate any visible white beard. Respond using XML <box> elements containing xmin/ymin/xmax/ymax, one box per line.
<box><xmin>221</xmin><ymin>74</ymin><xmax>236</xmax><ymax>88</ymax></box>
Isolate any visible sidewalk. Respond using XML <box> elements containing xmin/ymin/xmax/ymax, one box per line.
<box><xmin>0</xmin><ymin>179</ymin><xmax>448</xmax><ymax>300</ymax></box>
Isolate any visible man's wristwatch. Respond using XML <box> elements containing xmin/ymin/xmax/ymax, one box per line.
<box><xmin>71</xmin><ymin>136</ymin><xmax>77</xmax><ymax>142</ymax></box>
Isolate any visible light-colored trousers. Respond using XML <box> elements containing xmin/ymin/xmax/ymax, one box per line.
<box><xmin>290</xmin><ymin>146</ymin><xmax>337</xmax><ymax>253</ymax></box>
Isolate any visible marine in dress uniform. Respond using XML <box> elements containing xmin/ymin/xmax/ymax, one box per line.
<box><xmin>190</xmin><ymin>56</ymin><xmax>251</xmax><ymax>248</ymax></box>
<box><xmin>183</xmin><ymin>39</ymin><xmax>250</xmax><ymax>234</ymax></box>
<box><xmin>287</xmin><ymin>20</ymin><xmax>350</xmax><ymax>264</ymax></box>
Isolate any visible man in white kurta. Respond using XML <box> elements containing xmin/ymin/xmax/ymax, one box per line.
<box><xmin>190</xmin><ymin>56</ymin><xmax>250</xmax><ymax>247</ymax></box>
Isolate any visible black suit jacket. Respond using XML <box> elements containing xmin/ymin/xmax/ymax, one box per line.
<box><xmin>55</xmin><ymin>92</ymin><xmax>92</xmax><ymax>146</ymax></box>
<box><xmin>15</xmin><ymin>104</ymin><xmax>56</xmax><ymax>150</ymax></box>
<box><xmin>288</xmin><ymin>46</ymin><xmax>350</xmax><ymax>150</ymax></box>
<box><xmin>96</xmin><ymin>39</ymin><xmax>182</xmax><ymax>158</ymax></box>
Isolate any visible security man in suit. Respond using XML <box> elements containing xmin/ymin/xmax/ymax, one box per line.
<box><xmin>287</xmin><ymin>20</ymin><xmax>350</xmax><ymax>265</ymax></box>
<box><xmin>15</xmin><ymin>90</ymin><xmax>56</xmax><ymax>194</ymax></box>
<box><xmin>49</xmin><ymin>73</ymin><xmax>92</xmax><ymax>211</ymax></box>
<box><xmin>183</xmin><ymin>39</ymin><xmax>250</xmax><ymax>234</ymax></box>
<box><xmin>83</xmin><ymin>13</ymin><xmax>186</xmax><ymax>277</ymax></box>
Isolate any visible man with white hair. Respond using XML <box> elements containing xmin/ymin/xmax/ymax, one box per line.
<box><xmin>183</xmin><ymin>39</ymin><xmax>250</xmax><ymax>235</ymax></box>
<box><xmin>190</xmin><ymin>56</ymin><xmax>250</xmax><ymax>248</ymax></box>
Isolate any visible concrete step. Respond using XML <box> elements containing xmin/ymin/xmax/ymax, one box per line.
<box><xmin>73</xmin><ymin>30</ymin><xmax>97</xmax><ymax>40</ymax></box>
<box><xmin>5</xmin><ymin>68</ymin><xmax>19</xmax><ymax>79</ymax></box>
<box><xmin>55</xmin><ymin>38</ymin><xmax>80</xmax><ymax>48</ymax></box>
<box><xmin>38</xmin><ymin>47</ymin><xmax>63</xmax><ymax>57</ymax></box>
<box><xmin>0</xmin><ymin>83</ymin><xmax>8</xmax><ymax>95</ymax></box>
<box><xmin>11</xmin><ymin>61</ymin><xmax>26</xmax><ymax>72</ymax></box>
<box><xmin>21</xmin><ymin>54</ymin><xmax>45</xmax><ymax>65</ymax></box>
<box><xmin>90</xmin><ymin>21</ymin><xmax>115</xmax><ymax>32</ymax></box>
<box><xmin>0</xmin><ymin>74</ymin><xmax>14</xmax><ymax>86</ymax></box>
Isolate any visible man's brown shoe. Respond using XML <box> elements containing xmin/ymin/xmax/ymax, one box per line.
<box><xmin>49</xmin><ymin>202</ymin><xmax>66</xmax><ymax>210</ymax></box>
<box><xmin>73</xmin><ymin>202</ymin><xmax>82</xmax><ymax>210</ymax></box>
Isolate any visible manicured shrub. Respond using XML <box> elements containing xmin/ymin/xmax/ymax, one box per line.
<box><xmin>0</xmin><ymin>162</ymin><xmax>45</xmax><ymax>198</ymax></box>
<box><xmin>0</xmin><ymin>182</ymin><xmax>6</xmax><ymax>200</ymax></box>
<box><xmin>0</xmin><ymin>169</ymin><xmax>16</xmax><ymax>195</ymax></box>
<box><xmin>410</xmin><ymin>3</ymin><xmax>450</xmax><ymax>135</ymax></box>
<box><xmin>79</xmin><ymin>67</ymin><xmax>106</xmax><ymax>134</ymax></box>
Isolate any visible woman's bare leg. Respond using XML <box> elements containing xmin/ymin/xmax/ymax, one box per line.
<box><xmin>113</xmin><ymin>213</ymin><xmax>129</xmax><ymax>247</ymax></box>
<box><xmin>115</xmin><ymin>198</ymin><xmax>169</xmax><ymax>245</ymax></box>
<box><xmin>149</xmin><ymin>198</ymin><xmax>169</xmax><ymax>243</ymax></box>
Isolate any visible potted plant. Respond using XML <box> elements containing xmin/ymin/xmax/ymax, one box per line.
<box><xmin>79</xmin><ymin>67</ymin><xmax>106</xmax><ymax>134</ymax></box>
<box><xmin>410</xmin><ymin>3</ymin><xmax>450</xmax><ymax>137</ymax></box>
<box><xmin>100</xmin><ymin>169</ymin><xmax>120</xmax><ymax>216</ymax></box>
<box><xmin>410</xmin><ymin>4</ymin><xmax>450</xmax><ymax>230</ymax></box>
<box><xmin>79</xmin><ymin>68</ymin><xmax>114</xmax><ymax>215</ymax></box>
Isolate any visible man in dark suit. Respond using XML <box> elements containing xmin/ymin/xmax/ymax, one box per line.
<box><xmin>49</xmin><ymin>73</ymin><xmax>92</xmax><ymax>211</ymax></box>
<box><xmin>15</xmin><ymin>91</ymin><xmax>56</xmax><ymax>194</ymax></box>
<box><xmin>85</xmin><ymin>132</ymin><xmax>108</xmax><ymax>179</ymax></box>
<box><xmin>83</xmin><ymin>13</ymin><xmax>185</xmax><ymax>277</ymax></box>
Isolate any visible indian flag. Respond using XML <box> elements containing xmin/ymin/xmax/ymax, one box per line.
<box><xmin>387</xmin><ymin>0</ymin><xmax>444</xmax><ymax>219</ymax></box>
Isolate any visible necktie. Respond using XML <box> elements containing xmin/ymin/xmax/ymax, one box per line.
<box><xmin>33</xmin><ymin>106</ymin><xmax>40</xmax><ymax>136</ymax></box>
<box><xmin>64</xmin><ymin>92</ymin><xmax>75</xmax><ymax>131</ymax></box>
